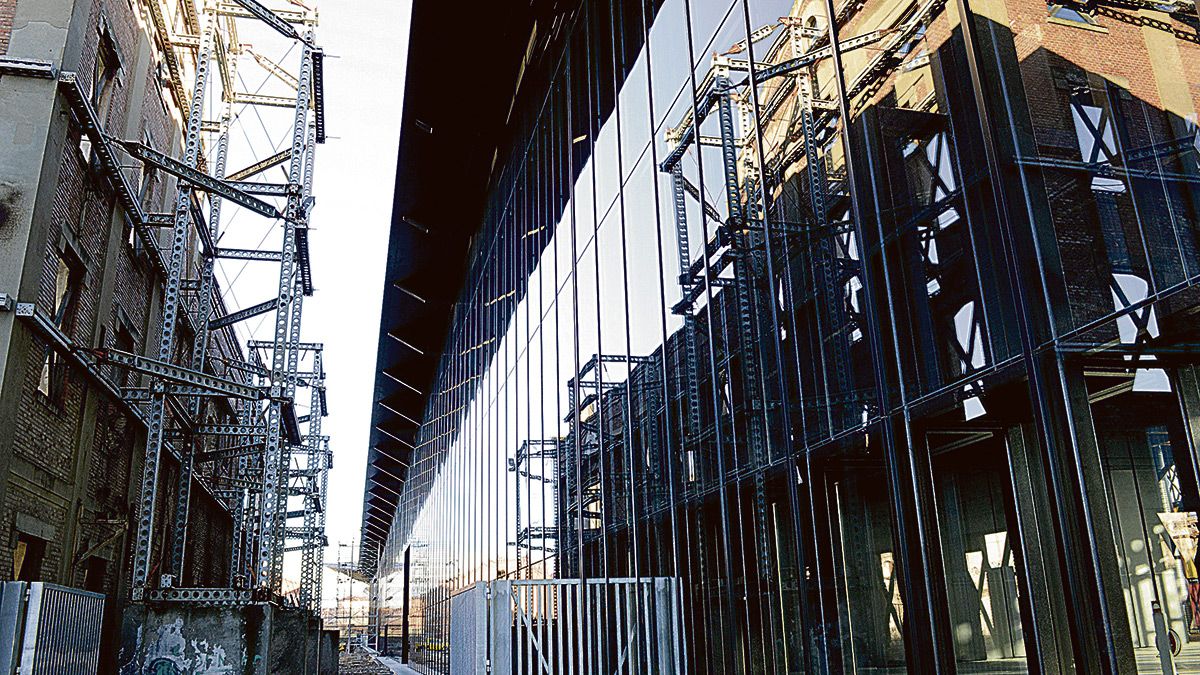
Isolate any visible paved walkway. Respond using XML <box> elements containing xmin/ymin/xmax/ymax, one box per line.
<box><xmin>374</xmin><ymin>656</ymin><xmax>424</xmax><ymax>675</ymax></box>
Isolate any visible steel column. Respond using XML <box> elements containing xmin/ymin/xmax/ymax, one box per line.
<box><xmin>130</xmin><ymin>3</ymin><xmax>216</xmax><ymax>597</ymax></box>
<box><xmin>257</xmin><ymin>40</ymin><xmax>314</xmax><ymax>592</ymax></box>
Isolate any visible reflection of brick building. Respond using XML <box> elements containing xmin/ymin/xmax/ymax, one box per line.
<box><xmin>1</xmin><ymin>0</ymin><xmax>241</xmax><ymax>665</ymax></box>
<box><xmin>365</xmin><ymin>0</ymin><xmax>1200</xmax><ymax>672</ymax></box>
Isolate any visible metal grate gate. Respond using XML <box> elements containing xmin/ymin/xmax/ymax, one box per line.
<box><xmin>451</xmin><ymin>577</ymin><xmax>684</xmax><ymax>675</ymax></box>
<box><xmin>0</xmin><ymin>582</ymin><xmax>105</xmax><ymax>675</ymax></box>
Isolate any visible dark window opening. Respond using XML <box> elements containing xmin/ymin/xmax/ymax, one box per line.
<box><xmin>1048</xmin><ymin>3</ymin><xmax>1103</xmax><ymax>26</ymax></box>
<box><xmin>92</xmin><ymin>23</ymin><xmax>120</xmax><ymax>125</ymax></box>
<box><xmin>83</xmin><ymin>556</ymin><xmax>107</xmax><ymax>592</ymax></box>
<box><xmin>112</xmin><ymin>321</ymin><xmax>136</xmax><ymax>388</ymax></box>
<box><xmin>137</xmin><ymin>151</ymin><xmax>158</xmax><ymax>211</ymax></box>
<box><xmin>38</xmin><ymin>248</ymin><xmax>84</xmax><ymax>403</ymax></box>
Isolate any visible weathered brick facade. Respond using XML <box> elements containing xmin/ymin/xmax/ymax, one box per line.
<box><xmin>0</xmin><ymin>0</ymin><xmax>246</xmax><ymax>667</ymax></box>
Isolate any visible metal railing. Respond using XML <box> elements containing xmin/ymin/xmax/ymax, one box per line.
<box><xmin>450</xmin><ymin>577</ymin><xmax>684</xmax><ymax>675</ymax></box>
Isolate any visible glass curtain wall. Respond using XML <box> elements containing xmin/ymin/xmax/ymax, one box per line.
<box><xmin>372</xmin><ymin>0</ymin><xmax>1200</xmax><ymax>672</ymax></box>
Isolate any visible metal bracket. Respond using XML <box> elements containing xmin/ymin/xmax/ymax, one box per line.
<box><xmin>230</xmin><ymin>0</ymin><xmax>305</xmax><ymax>41</ymax></box>
<box><xmin>0</xmin><ymin>57</ymin><xmax>55</xmax><ymax>78</ymax></box>
<box><xmin>224</xmin><ymin>180</ymin><xmax>294</xmax><ymax>196</ymax></box>
<box><xmin>226</xmin><ymin>148</ymin><xmax>292</xmax><ymax>182</ymax></box>
<box><xmin>145</xmin><ymin>587</ymin><xmax>257</xmax><ymax>606</ymax></box>
<box><xmin>312</xmin><ymin>49</ymin><xmax>326</xmax><ymax>143</ymax></box>
<box><xmin>247</xmin><ymin>340</ymin><xmax>323</xmax><ymax>351</ymax></box>
<box><xmin>195</xmin><ymin>423</ymin><xmax>267</xmax><ymax>437</ymax></box>
<box><xmin>216</xmin><ymin>248</ymin><xmax>283</xmax><ymax>262</ymax></box>
<box><xmin>231</xmin><ymin>92</ymin><xmax>300</xmax><ymax>108</ymax></box>
<box><xmin>123</xmin><ymin>384</ymin><xmax>259</xmax><ymax>402</ymax></box>
<box><xmin>196</xmin><ymin>441</ymin><xmax>265</xmax><ymax>463</ymax></box>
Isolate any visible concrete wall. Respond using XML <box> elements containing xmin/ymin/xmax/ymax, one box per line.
<box><xmin>319</xmin><ymin>629</ymin><xmax>339</xmax><ymax>675</ymax></box>
<box><xmin>119</xmin><ymin>602</ymin><xmax>267</xmax><ymax>674</ymax></box>
<box><xmin>119</xmin><ymin>602</ymin><xmax>331</xmax><ymax>675</ymax></box>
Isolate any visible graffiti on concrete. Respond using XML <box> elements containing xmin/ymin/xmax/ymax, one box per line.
<box><xmin>138</xmin><ymin>619</ymin><xmax>236</xmax><ymax>674</ymax></box>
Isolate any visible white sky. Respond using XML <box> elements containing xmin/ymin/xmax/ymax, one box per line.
<box><xmin>306</xmin><ymin>0</ymin><xmax>410</xmax><ymax>558</ymax></box>
<box><xmin>192</xmin><ymin>0</ymin><xmax>408</xmax><ymax>602</ymax></box>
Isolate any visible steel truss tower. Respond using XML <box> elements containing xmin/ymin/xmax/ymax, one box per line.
<box><xmin>15</xmin><ymin>0</ymin><xmax>331</xmax><ymax>613</ymax></box>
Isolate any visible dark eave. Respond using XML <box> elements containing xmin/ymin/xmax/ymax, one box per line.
<box><xmin>360</xmin><ymin>0</ymin><xmax>570</xmax><ymax>569</ymax></box>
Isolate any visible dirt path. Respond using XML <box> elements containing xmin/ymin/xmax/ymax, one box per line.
<box><xmin>338</xmin><ymin>651</ymin><xmax>392</xmax><ymax>674</ymax></box>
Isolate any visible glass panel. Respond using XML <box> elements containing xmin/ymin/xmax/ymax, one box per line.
<box><xmin>1092</xmin><ymin>382</ymin><xmax>1200</xmax><ymax>672</ymax></box>
<box><xmin>619</xmin><ymin>47</ymin><xmax>652</xmax><ymax>175</ymax></box>
<box><xmin>973</xmin><ymin>0</ymin><xmax>1200</xmax><ymax>340</ymax></box>
<box><xmin>649</xmin><ymin>0</ymin><xmax>692</xmax><ymax>131</ymax></box>
<box><xmin>828</xmin><ymin>460</ymin><xmax>910</xmax><ymax>672</ymax></box>
<box><xmin>931</xmin><ymin>431</ymin><xmax>1030</xmax><ymax>672</ymax></box>
<box><xmin>689</xmin><ymin>0</ymin><xmax>738</xmax><ymax>65</ymax></box>
<box><xmin>354</xmin><ymin>0</ymin><xmax>1200</xmax><ymax>668</ymax></box>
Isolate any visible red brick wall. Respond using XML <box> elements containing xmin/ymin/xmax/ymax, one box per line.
<box><xmin>0</xmin><ymin>0</ymin><xmax>15</xmax><ymax>55</ymax></box>
<box><xmin>2</xmin><ymin>0</ymin><xmax>135</xmax><ymax>584</ymax></box>
<box><xmin>1002</xmin><ymin>0</ymin><xmax>1200</xmax><ymax>331</ymax></box>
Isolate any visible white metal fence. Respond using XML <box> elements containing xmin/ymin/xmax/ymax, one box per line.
<box><xmin>0</xmin><ymin>582</ymin><xmax>105</xmax><ymax>675</ymax></box>
<box><xmin>451</xmin><ymin>577</ymin><xmax>684</xmax><ymax>675</ymax></box>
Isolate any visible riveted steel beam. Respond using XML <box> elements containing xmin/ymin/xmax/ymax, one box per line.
<box><xmin>209</xmin><ymin>297</ymin><xmax>279</xmax><ymax>330</ymax></box>
<box><xmin>117</xmin><ymin>140</ymin><xmax>283</xmax><ymax>219</ymax></box>
<box><xmin>97</xmin><ymin>349</ymin><xmax>265</xmax><ymax>400</ymax></box>
<box><xmin>216</xmin><ymin>248</ymin><xmax>284</xmax><ymax>262</ymax></box>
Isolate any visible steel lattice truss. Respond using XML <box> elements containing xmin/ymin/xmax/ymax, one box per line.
<box><xmin>16</xmin><ymin>0</ymin><xmax>331</xmax><ymax>613</ymax></box>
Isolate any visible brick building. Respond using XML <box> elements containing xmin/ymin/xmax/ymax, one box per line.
<box><xmin>0</xmin><ymin>0</ymin><xmax>243</xmax><ymax>665</ymax></box>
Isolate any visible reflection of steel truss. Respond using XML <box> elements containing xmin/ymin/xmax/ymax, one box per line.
<box><xmin>561</xmin><ymin>354</ymin><xmax>661</xmax><ymax>549</ymax></box>
<box><xmin>13</xmin><ymin>0</ymin><xmax>332</xmax><ymax>614</ymax></box>
<box><xmin>657</xmin><ymin>8</ymin><xmax>930</xmax><ymax>612</ymax></box>
<box><xmin>654</xmin><ymin>0</ymin><xmax>1200</xmax><ymax>605</ymax></box>
<box><xmin>566</xmin><ymin>354</ymin><xmax>655</xmax><ymax>426</ymax></box>
<box><xmin>509</xmin><ymin>439</ymin><xmax>560</xmax><ymax>560</ymax></box>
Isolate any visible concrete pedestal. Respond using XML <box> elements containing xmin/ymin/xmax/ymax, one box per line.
<box><xmin>117</xmin><ymin>601</ymin><xmax>335</xmax><ymax>674</ymax></box>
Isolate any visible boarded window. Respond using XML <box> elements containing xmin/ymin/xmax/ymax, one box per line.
<box><xmin>12</xmin><ymin>533</ymin><xmax>46</xmax><ymax>582</ymax></box>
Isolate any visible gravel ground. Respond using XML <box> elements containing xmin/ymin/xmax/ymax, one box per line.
<box><xmin>338</xmin><ymin>651</ymin><xmax>392</xmax><ymax>674</ymax></box>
